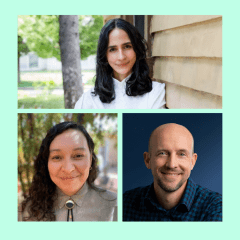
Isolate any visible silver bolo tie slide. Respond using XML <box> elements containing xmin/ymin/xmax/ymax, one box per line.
<box><xmin>65</xmin><ymin>199</ymin><xmax>75</xmax><ymax>222</ymax></box>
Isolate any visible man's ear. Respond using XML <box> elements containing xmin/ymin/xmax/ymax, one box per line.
<box><xmin>143</xmin><ymin>152</ymin><xmax>151</xmax><ymax>169</ymax></box>
<box><xmin>191</xmin><ymin>153</ymin><xmax>197</xmax><ymax>170</ymax></box>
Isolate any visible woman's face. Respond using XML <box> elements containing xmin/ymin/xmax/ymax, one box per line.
<box><xmin>106</xmin><ymin>28</ymin><xmax>136</xmax><ymax>81</ymax></box>
<box><xmin>48</xmin><ymin>129</ymin><xmax>92</xmax><ymax>196</ymax></box>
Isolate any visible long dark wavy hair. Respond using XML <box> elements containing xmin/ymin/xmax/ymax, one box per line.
<box><xmin>21</xmin><ymin>122</ymin><xmax>99</xmax><ymax>221</ymax></box>
<box><xmin>93</xmin><ymin>18</ymin><xmax>152</xmax><ymax>103</ymax></box>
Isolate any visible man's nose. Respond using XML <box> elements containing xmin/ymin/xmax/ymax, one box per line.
<box><xmin>165</xmin><ymin>153</ymin><xmax>177</xmax><ymax>169</ymax></box>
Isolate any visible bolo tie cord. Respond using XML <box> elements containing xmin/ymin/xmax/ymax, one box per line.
<box><xmin>67</xmin><ymin>208</ymin><xmax>73</xmax><ymax>222</ymax></box>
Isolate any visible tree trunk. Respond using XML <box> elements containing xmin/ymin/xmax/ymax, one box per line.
<box><xmin>59</xmin><ymin>15</ymin><xmax>83</xmax><ymax>109</ymax></box>
<box><xmin>18</xmin><ymin>55</ymin><xmax>21</xmax><ymax>83</ymax></box>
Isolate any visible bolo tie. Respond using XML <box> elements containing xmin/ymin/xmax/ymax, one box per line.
<box><xmin>65</xmin><ymin>199</ymin><xmax>75</xmax><ymax>222</ymax></box>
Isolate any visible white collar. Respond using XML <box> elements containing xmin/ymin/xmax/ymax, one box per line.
<box><xmin>112</xmin><ymin>73</ymin><xmax>133</xmax><ymax>85</ymax></box>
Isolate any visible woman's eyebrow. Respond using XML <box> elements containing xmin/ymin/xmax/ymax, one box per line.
<box><xmin>49</xmin><ymin>147</ymin><xmax>87</xmax><ymax>152</ymax></box>
<box><xmin>108</xmin><ymin>42</ymin><xmax>132</xmax><ymax>48</ymax></box>
<box><xmin>73</xmin><ymin>147</ymin><xmax>87</xmax><ymax>151</ymax></box>
<box><xmin>49</xmin><ymin>149</ymin><xmax>61</xmax><ymax>152</ymax></box>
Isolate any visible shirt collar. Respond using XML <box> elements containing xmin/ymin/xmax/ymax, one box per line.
<box><xmin>177</xmin><ymin>178</ymin><xmax>197</xmax><ymax>211</ymax></box>
<box><xmin>55</xmin><ymin>183</ymin><xmax>89</xmax><ymax>210</ymax></box>
<box><xmin>145</xmin><ymin>183</ymin><xmax>166</xmax><ymax>211</ymax></box>
<box><xmin>145</xmin><ymin>178</ymin><xmax>197</xmax><ymax>212</ymax></box>
<box><xmin>112</xmin><ymin>73</ymin><xmax>132</xmax><ymax>86</ymax></box>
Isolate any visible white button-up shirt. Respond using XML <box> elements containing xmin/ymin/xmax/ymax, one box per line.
<box><xmin>74</xmin><ymin>75</ymin><xmax>166</xmax><ymax>109</ymax></box>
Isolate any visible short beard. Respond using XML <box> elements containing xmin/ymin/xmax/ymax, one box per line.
<box><xmin>157</xmin><ymin>178</ymin><xmax>185</xmax><ymax>193</ymax></box>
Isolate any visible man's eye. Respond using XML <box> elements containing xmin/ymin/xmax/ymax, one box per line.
<box><xmin>158</xmin><ymin>152</ymin><xmax>166</xmax><ymax>156</ymax></box>
<box><xmin>179</xmin><ymin>153</ymin><xmax>186</xmax><ymax>156</ymax></box>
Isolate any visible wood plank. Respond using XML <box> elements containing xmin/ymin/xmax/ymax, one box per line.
<box><xmin>153</xmin><ymin>57</ymin><xmax>222</xmax><ymax>96</ymax></box>
<box><xmin>164</xmin><ymin>82</ymin><xmax>222</xmax><ymax>109</ymax></box>
<box><xmin>152</xmin><ymin>18</ymin><xmax>222</xmax><ymax>58</ymax></box>
<box><xmin>151</xmin><ymin>15</ymin><xmax>222</xmax><ymax>32</ymax></box>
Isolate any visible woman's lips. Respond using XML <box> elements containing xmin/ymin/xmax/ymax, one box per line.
<box><xmin>60</xmin><ymin>176</ymin><xmax>78</xmax><ymax>180</ymax></box>
<box><xmin>117</xmin><ymin>62</ymin><xmax>129</xmax><ymax>67</ymax></box>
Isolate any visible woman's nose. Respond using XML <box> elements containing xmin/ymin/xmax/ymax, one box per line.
<box><xmin>62</xmin><ymin>158</ymin><xmax>75</xmax><ymax>173</ymax></box>
<box><xmin>118</xmin><ymin>49</ymin><xmax>126</xmax><ymax>60</ymax></box>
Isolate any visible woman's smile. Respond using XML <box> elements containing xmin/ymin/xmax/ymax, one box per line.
<box><xmin>48</xmin><ymin>129</ymin><xmax>92</xmax><ymax>196</ymax></box>
<box><xmin>106</xmin><ymin>28</ymin><xmax>136</xmax><ymax>81</ymax></box>
<box><xmin>116</xmin><ymin>62</ymin><xmax>130</xmax><ymax>66</ymax></box>
<box><xmin>60</xmin><ymin>176</ymin><xmax>79</xmax><ymax>181</ymax></box>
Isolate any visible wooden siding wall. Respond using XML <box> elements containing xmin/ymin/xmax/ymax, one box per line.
<box><xmin>151</xmin><ymin>15</ymin><xmax>222</xmax><ymax>108</ymax></box>
<box><xmin>103</xmin><ymin>15</ymin><xmax>134</xmax><ymax>25</ymax></box>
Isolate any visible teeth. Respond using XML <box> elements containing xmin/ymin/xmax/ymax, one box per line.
<box><xmin>62</xmin><ymin>177</ymin><xmax>74</xmax><ymax>180</ymax></box>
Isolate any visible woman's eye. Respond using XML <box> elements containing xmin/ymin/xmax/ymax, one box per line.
<box><xmin>74</xmin><ymin>154</ymin><xmax>84</xmax><ymax>158</ymax></box>
<box><xmin>125</xmin><ymin>45</ymin><xmax>132</xmax><ymax>49</ymax></box>
<box><xmin>109</xmin><ymin>48</ymin><xmax>115</xmax><ymax>52</ymax></box>
<box><xmin>52</xmin><ymin>156</ymin><xmax>61</xmax><ymax>160</ymax></box>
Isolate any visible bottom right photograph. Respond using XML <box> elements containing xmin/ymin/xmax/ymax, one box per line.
<box><xmin>123</xmin><ymin>113</ymin><xmax>222</xmax><ymax>221</ymax></box>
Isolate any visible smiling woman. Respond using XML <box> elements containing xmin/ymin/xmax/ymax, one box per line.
<box><xmin>74</xmin><ymin>18</ymin><xmax>166</xmax><ymax>109</ymax></box>
<box><xmin>19</xmin><ymin>122</ymin><xmax>117</xmax><ymax>221</ymax></box>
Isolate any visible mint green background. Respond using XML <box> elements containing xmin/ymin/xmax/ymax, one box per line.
<box><xmin>2</xmin><ymin>0</ymin><xmax>239</xmax><ymax>239</ymax></box>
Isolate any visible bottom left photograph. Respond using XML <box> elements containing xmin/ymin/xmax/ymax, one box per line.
<box><xmin>18</xmin><ymin>113</ymin><xmax>118</xmax><ymax>221</ymax></box>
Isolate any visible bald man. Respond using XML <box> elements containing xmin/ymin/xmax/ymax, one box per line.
<box><xmin>123</xmin><ymin>123</ymin><xmax>222</xmax><ymax>221</ymax></box>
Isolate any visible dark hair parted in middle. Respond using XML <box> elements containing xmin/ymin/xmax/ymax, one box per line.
<box><xmin>93</xmin><ymin>18</ymin><xmax>152</xmax><ymax>103</ymax></box>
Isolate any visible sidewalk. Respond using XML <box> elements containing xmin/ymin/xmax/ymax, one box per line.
<box><xmin>18</xmin><ymin>85</ymin><xmax>93</xmax><ymax>99</ymax></box>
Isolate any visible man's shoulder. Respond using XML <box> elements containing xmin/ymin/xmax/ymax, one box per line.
<box><xmin>192</xmin><ymin>183</ymin><xmax>222</xmax><ymax>221</ymax></box>
<box><xmin>123</xmin><ymin>185</ymin><xmax>151</xmax><ymax>221</ymax></box>
<box><xmin>195</xmin><ymin>184</ymin><xmax>222</xmax><ymax>202</ymax></box>
<box><xmin>123</xmin><ymin>185</ymin><xmax>150</xmax><ymax>200</ymax></box>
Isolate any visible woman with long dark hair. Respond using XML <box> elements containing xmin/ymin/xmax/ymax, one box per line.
<box><xmin>74</xmin><ymin>18</ymin><xmax>165</xmax><ymax>109</ymax></box>
<box><xmin>19</xmin><ymin>122</ymin><xmax>117</xmax><ymax>221</ymax></box>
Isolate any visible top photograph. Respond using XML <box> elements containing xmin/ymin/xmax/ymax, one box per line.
<box><xmin>18</xmin><ymin>15</ymin><xmax>222</xmax><ymax>109</ymax></box>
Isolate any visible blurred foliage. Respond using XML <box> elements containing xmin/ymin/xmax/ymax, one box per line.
<box><xmin>32</xmin><ymin>80</ymin><xmax>57</xmax><ymax>95</ymax></box>
<box><xmin>18</xmin><ymin>113</ymin><xmax>117</xmax><ymax>197</ymax></box>
<box><xmin>85</xmin><ymin>76</ymin><xmax>96</xmax><ymax>86</ymax></box>
<box><xmin>18</xmin><ymin>35</ymin><xmax>29</xmax><ymax>59</ymax></box>
<box><xmin>18</xmin><ymin>15</ymin><xmax>103</xmax><ymax>61</ymax></box>
<box><xmin>18</xmin><ymin>35</ymin><xmax>30</xmax><ymax>83</ymax></box>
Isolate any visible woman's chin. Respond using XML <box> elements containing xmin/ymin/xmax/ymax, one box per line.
<box><xmin>113</xmin><ymin>70</ymin><xmax>132</xmax><ymax>81</ymax></box>
<box><xmin>58</xmin><ymin>182</ymin><xmax>84</xmax><ymax>196</ymax></box>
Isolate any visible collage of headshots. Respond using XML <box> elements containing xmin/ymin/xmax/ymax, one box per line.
<box><xmin>18</xmin><ymin>15</ymin><xmax>222</xmax><ymax>222</ymax></box>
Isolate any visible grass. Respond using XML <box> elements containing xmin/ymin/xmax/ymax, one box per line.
<box><xmin>18</xmin><ymin>70</ymin><xmax>95</xmax><ymax>88</ymax></box>
<box><xmin>18</xmin><ymin>95</ymin><xmax>64</xmax><ymax>109</ymax></box>
<box><xmin>18</xmin><ymin>70</ymin><xmax>95</xmax><ymax>109</ymax></box>
<box><xmin>18</xmin><ymin>81</ymin><xmax>35</xmax><ymax>88</ymax></box>
<box><xmin>18</xmin><ymin>80</ymin><xmax>63</xmax><ymax>88</ymax></box>
<box><xmin>85</xmin><ymin>76</ymin><xmax>96</xmax><ymax>86</ymax></box>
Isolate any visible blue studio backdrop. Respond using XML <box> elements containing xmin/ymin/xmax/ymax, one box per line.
<box><xmin>123</xmin><ymin>113</ymin><xmax>222</xmax><ymax>194</ymax></box>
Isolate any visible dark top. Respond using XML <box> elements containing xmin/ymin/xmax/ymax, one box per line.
<box><xmin>123</xmin><ymin>178</ymin><xmax>222</xmax><ymax>221</ymax></box>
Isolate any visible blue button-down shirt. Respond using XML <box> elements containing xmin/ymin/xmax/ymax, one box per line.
<box><xmin>123</xmin><ymin>178</ymin><xmax>222</xmax><ymax>221</ymax></box>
